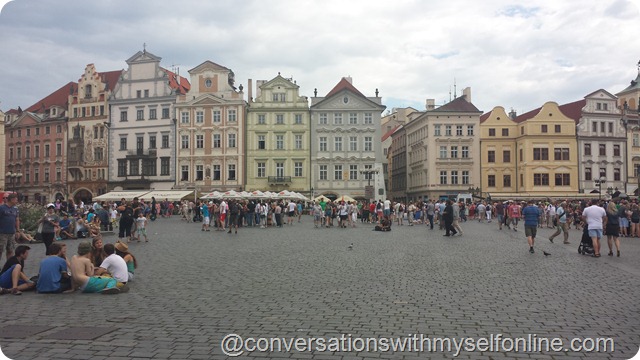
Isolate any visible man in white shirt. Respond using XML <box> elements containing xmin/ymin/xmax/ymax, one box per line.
<box><xmin>287</xmin><ymin>201</ymin><xmax>296</xmax><ymax>225</ymax></box>
<box><xmin>383</xmin><ymin>199</ymin><xmax>391</xmax><ymax>219</ymax></box>
<box><xmin>96</xmin><ymin>243</ymin><xmax>129</xmax><ymax>283</ymax></box>
<box><xmin>582</xmin><ymin>199</ymin><xmax>607</xmax><ymax>257</ymax></box>
<box><xmin>219</xmin><ymin>200</ymin><xmax>227</xmax><ymax>231</ymax></box>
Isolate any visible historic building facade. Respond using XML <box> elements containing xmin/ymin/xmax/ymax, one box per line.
<box><xmin>388</xmin><ymin>125</ymin><xmax>406</xmax><ymax>202</ymax></box>
<box><xmin>108</xmin><ymin>50</ymin><xmax>189</xmax><ymax>191</ymax></box>
<box><xmin>174</xmin><ymin>61</ymin><xmax>245</xmax><ymax>193</ymax></box>
<box><xmin>617</xmin><ymin>64</ymin><xmax>640</xmax><ymax>195</ymax></box>
<box><xmin>67</xmin><ymin>64</ymin><xmax>121</xmax><ymax>202</ymax></box>
<box><xmin>310</xmin><ymin>77</ymin><xmax>386</xmax><ymax>201</ymax></box>
<box><xmin>245</xmin><ymin>74</ymin><xmax>310</xmax><ymax>193</ymax></box>
<box><xmin>479</xmin><ymin>106</ymin><xmax>518</xmax><ymax>195</ymax></box>
<box><xmin>5</xmin><ymin>82</ymin><xmax>74</xmax><ymax>203</ymax></box>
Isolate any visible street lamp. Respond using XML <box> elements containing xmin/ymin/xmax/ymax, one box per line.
<box><xmin>360</xmin><ymin>168</ymin><xmax>379</xmax><ymax>201</ymax></box>
<box><xmin>594</xmin><ymin>176</ymin><xmax>606</xmax><ymax>200</ymax></box>
<box><xmin>310</xmin><ymin>187</ymin><xmax>314</xmax><ymax>200</ymax></box>
<box><xmin>5</xmin><ymin>171</ymin><xmax>22</xmax><ymax>193</ymax></box>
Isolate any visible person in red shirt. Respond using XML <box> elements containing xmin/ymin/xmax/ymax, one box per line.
<box><xmin>507</xmin><ymin>200</ymin><xmax>522</xmax><ymax>231</ymax></box>
<box><xmin>368</xmin><ymin>202</ymin><xmax>376</xmax><ymax>223</ymax></box>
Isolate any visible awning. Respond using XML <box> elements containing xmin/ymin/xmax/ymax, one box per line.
<box><xmin>93</xmin><ymin>190</ymin><xmax>151</xmax><ymax>201</ymax></box>
<box><xmin>140</xmin><ymin>190</ymin><xmax>194</xmax><ymax>201</ymax></box>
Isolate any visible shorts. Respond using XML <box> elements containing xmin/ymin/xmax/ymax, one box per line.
<box><xmin>588</xmin><ymin>229</ymin><xmax>603</xmax><ymax>239</ymax></box>
<box><xmin>288</xmin><ymin>211</ymin><xmax>295</xmax><ymax>217</ymax></box>
<box><xmin>137</xmin><ymin>228</ymin><xmax>147</xmax><ymax>236</ymax></box>
<box><xmin>340</xmin><ymin>214</ymin><xmax>348</xmax><ymax>221</ymax></box>
<box><xmin>82</xmin><ymin>276</ymin><xmax>118</xmax><ymax>293</ymax></box>
<box><xmin>0</xmin><ymin>264</ymin><xmax>26</xmax><ymax>288</ymax></box>
<box><xmin>0</xmin><ymin>233</ymin><xmax>16</xmax><ymax>255</ymax></box>
<box><xmin>524</xmin><ymin>225</ymin><xmax>537</xmax><ymax>238</ymax></box>
<box><xmin>203</xmin><ymin>216</ymin><xmax>210</xmax><ymax>225</ymax></box>
<box><xmin>497</xmin><ymin>214</ymin><xmax>504</xmax><ymax>222</ymax></box>
<box><xmin>619</xmin><ymin>217</ymin><xmax>629</xmax><ymax>228</ymax></box>
<box><xmin>383</xmin><ymin>209</ymin><xmax>390</xmax><ymax>217</ymax></box>
<box><xmin>220</xmin><ymin>213</ymin><xmax>226</xmax><ymax>222</ymax></box>
<box><xmin>314</xmin><ymin>215</ymin><xmax>321</xmax><ymax>222</ymax></box>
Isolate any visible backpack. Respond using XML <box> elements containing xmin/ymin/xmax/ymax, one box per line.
<box><xmin>399</xmin><ymin>205</ymin><xmax>404</xmax><ymax>212</ymax></box>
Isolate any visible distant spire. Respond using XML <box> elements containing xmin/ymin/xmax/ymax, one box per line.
<box><xmin>454</xmin><ymin>78</ymin><xmax>457</xmax><ymax>99</ymax></box>
<box><xmin>143</xmin><ymin>42</ymin><xmax>146</xmax><ymax>53</ymax></box>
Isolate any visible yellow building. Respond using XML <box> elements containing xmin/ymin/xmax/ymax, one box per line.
<box><xmin>479</xmin><ymin>106</ymin><xmax>518</xmax><ymax>194</ymax></box>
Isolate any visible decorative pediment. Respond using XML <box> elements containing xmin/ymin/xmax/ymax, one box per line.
<box><xmin>10</xmin><ymin>112</ymin><xmax>42</xmax><ymax>127</ymax></box>
<box><xmin>316</xmin><ymin>92</ymin><xmax>381</xmax><ymax>110</ymax></box>
<box><xmin>190</xmin><ymin>95</ymin><xmax>226</xmax><ymax>106</ymax></box>
<box><xmin>126</xmin><ymin>50</ymin><xmax>162</xmax><ymax>64</ymax></box>
<box><xmin>188</xmin><ymin>60</ymin><xmax>230</xmax><ymax>74</ymax></box>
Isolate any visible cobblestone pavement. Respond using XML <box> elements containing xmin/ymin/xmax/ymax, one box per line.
<box><xmin>1</xmin><ymin>216</ymin><xmax>639</xmax><ymax>360</ymax></box>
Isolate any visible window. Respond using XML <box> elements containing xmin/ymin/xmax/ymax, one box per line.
<box><xmin>364</xmin><ymin>137</ymin><xmax>373</xmax><ymax>152</ymax></box>
<box><xmin>276</xmin><ymin>114</ymin><xmax>284</xmax><ymax>124</ymax></box>
<box><xmin>295</xmin><ymin>114</ymin><xmax>303</xmax><ymax>124</ymax></box>
<box><xmin>554</xmin><ymin>148</ymin><xmax>570</xmax><ymax>161</ymax></box>
<box><xmin>334</xmin><ymin>137</ymin><xmax>342</xmax><ymax>151</ymax></box>
<box><xmin>467</xmin><ymin>125</ymin><xmax>474</xmax><ymax>136</ymax></box>
<box><xmin>56</xmin><ymin>143</ymin><xmax>62</xmax><ymax>156</ymax></box>
<box><xmin>349</xmin><ymin>113</ymin><xmax>358</xmax><ymax>124</ymax></box>
<box><xmin>600</xmin><ymin>122</ymin><xmax>605</xmax><ymax>133</ymax></box>
<box><xmin>94</xmin><ymin>148</ymin><xmax>103</xmax><ymax>161</ymax></box>
<box><xmin>142</xmin><ymin>158</ymin><xmax>156</xmax><ymax>176</ymax></box>
<box><xmin>17</xmin><ymin>130</ymin><xmax>21</xmax><ymax>138</ymax></box>
<box><xmin>592</xmin><ymin>122</ymin><xmax>597</xmax><ymax>132</ymax></box>
<box><xmin>502</xmin><ymin>128</ymin><xmax>509</xmax><ymax>136</ymax></box>
<box><xmin>137</xmin><ymin>109</ymin><xmax>144</xmax><ymax>120</ymax></box>
<box><xmin>489</xmin><ymin>128</ymin><xmax>496</xmax><ymax>137</ymax></box>
<box><xmin>258</xmin><ymin>114</ymin><xmax>266</xmax><ymax>124</ymax></box>
<box><xmin>600</xmin><ymin>168</ymin><xmax>606</xmax><ymax>179</ymax></box>
<box><xmin>533</xmin><ymin>173</ymin><xmax>550</xmax><ymax>186</ymax></box>
<box><xmin>160</xmin><ymin>158</ymin><xmax>170</xmax><ymax>176</ymax></box>
<box><xmin>213</xmin><ymin>165</ymin><xmax>221</xmax><ymax>180</ymax></box>
<box><xmin>162</xmin><ymin>108</ymin><xmax>170</xmax><ymax>119</ymax></box>
<box><xmin>364</xmin><ymin>113</ymin><xmax>372</xmax><ymax>124</ymax></box>
<box><xmin>349</xmin><ymin>136</ymin><xmax>358</xmax><ymax>151</ymax></box>
<box><xmin>503</xmin><ymin>174</ymin><xmax>511</xmax><ymax>187</ymax></box>
<box><xmin>181</xmin><ymin>135</ymin><xmax>189</xmax><ymax>149</ymax></box>
<box><xmin>451</xmin><ymin>170</ymin><xmax>458</xmax><ymax>185</ymax></box>
<box><xmin>295</xmin><ymin>135</ymin><xmax>303</xmax><ymax>150</ymax></box>
<box><xmin>136</xmin><ymin>136</ymin><xmax>144</xmax><ymax>152</ymax></box>
<box><xmin>319</xmin><ymin>165</ymin><xmax>328</xmax><ymax>180</ymax></box>
<box><xmin>273</xmin><ymin>93</ymin><xmax>286</xmax><ymax>102</ymax></box>
<box><xmin>503</xmin><ymin>150</ymin><xmax>511</xmax><ymax>163</ymax></box>
<box><xmin>181</xmin><ymin>112</ymin><xmax>189</xmax><ymax>124</ymax></box>
<box><xmin>456</xmin><ymin>125</ymin><xmax>463</xmax><ymax>136</ymax></box>
<box><xmin>228</xmin><ymin>109</ymin><xmax>237</xmax><ymax>122</ymax></box>
<box><xmin>9</xmin><ymin>148</ymin><xmax>13</xmax><ymax>160</ymax></box>
<box><xmin>487</xmin><ymin>175</ymin><xmax>496</xmax><ymax>187</ymax></box>
<box><xmin>554</xmin><ymin>173</ymin><xmax>570</xmax><ymax>186</ymax></box>
<box><xmin>150</xmin><ymin>135</ymin><xmax>156</xmax><ymax>149</ymax></box>
<box><xmin>136</xmin><ymin>90</ymin><xmax>141</xmax><ymax>98</ymax></box>
<box><xmin>35</xmin><ymin>128</ymin><xmax>40</xmax><ymax>136</ymax></box>
<box><xmin>44</xmin><ymin>144</ymin><xmax>50</xmax><ymax>157</ymax></box>
<box><xmin>26</xmin><ymin>129</ymin><xmax>30</xmax><ymax>137</ymax></box>
<box><xmin>196</xmin><ymin>111</ymin><xmax>204</xmax><ymax>123</ymax></box>
<box><xmin>554</xmin><ymin>125</ymin><xmax>561</xmax><ymax>133</ymax></box>
<box><xmin>440</xmin><ymin>171</ymin><xmax>447</xmax><ymax>185</ymax></box>
<box><xmin>541</xmin><ymin>125</ymin><xmax>548</xmax><ymax>133</ymax></box>
<box><xmin>213</xmin><ymin>110</ymin><xmax>221</xmax><ymax>123</ymax></box>
<box><xmin>334</xmin><ymin>165</ymin><xmax>343</xmax><ymax>180</ymax></box>
<box><xmin>613</xmin><ymin>144</ymin><xmax>620</xmax><ymax>156</ymax></box>
<box><xmin>196</xmin><ymin>135</ymin><xmax>204</xmax><ymax>149</ymax></box>
<box><xmin>149</xmin><ymin>109</ymin><xmax>157</xmax><ymax>120</ymax></box>
<box><xmin>462</xmin><ymin>146</ymin><xmax>469</xmax><ymax>158</ymax></box>
<box><xmin>487</xmin><ymin>150</ymin><xmax>495</xmax><ymax>163</ymax></box>
<box><xmin>228</xmin><ymin>164</ymin><xmax>237</xmax><ymax>180</ymax></box>
<box><xmin>334</xmin><ymin>113</ymin><xmax>342</xmax><ymax>125</ymax></box>
<box><xmin>347</xmin><ymin>165</ymin><xmax>357</xmax><ymax>180</ymax></box>
<box><xmin>584</xmin><ymin>168</ymin><xmax>592</xmax><ymax>181</ymax></box>
<box><xmin>228</xmin><ymin>133</ymin><xmax>237</xmax><ymax>148</ymax></box>
<box><xmin>440</xmin><ymin>146</ymin><xmax>447</xmax><ymax>158</ymax></box>
<box><xmin>275</xmin><ymin>135</ymin><xmax>284</xmax><ymax>150</ymax></box>
<box><xmin>25</xmin><ymin>146</ymin><xmax>30</xmax><ymax>159</ymax></box>
<box><xmin>213</xmin><ymin>134</ymin><xmax>221</xmax><ymax>148</ymax></box>
<box><xmin>16</xmin><ymin>147</ymin><xmax>21</xmax><ymax>159</ymax></box>
<box><xmin>614</xmin><ymin>168</ymin><xmax>621</xmax><ymax>181</ymax></box>
<box><xmin>276</xmin><ymin>162</ymin><xmax>285</xmax><ymax>177</ymax></box>
<box><xmin>363</xmin><ymin>164</ymin><xmax>373</xmax><ymax>180</ymax></box>
<box><xmin>162</xmin><ymin>135</ymin><xmax>169</xmax><ymax>148</ymax></box>
<box><xmin>118</xmin><ymin>160</ymin><xmax>127</xmax><ymax>176</ymax></box>
<box><xmin>608</xmin><ymin>122</ymin><xmax>613</xmax><ymax>134</ymax></box>
<box><xmin>34</xmin><ymin>168</ymin><xmax>39</xmax><ymax>183</ymax></box>
<box><xmin>533</xmin><ymin>148</ymin><xmax>549</xmax><ymax>160</ymax></box>
<box><xmin>462</xmin><ymin>171</ymin><xmax>469</xmax><ymax>185</ymax></box>
<box><xmin>445</xmin><ymin>125</ymin><xmax>452</xmax><ymax>136</ymax></box>
<box><xmin>181</xmin><ymin>165</ymin><xmax>189</xmax><ymax>181</ymax></box>
<box><xmin>129</xmin><ymin>159</ymin><xmax>139</xmax><ymax>176</ymax></box>
<box><xmin>258</xmin><ymin>135</ymin><xmax>266</xmax><ymax>150</ymax></box>
<box><xmin>451</xmin><ymin>146</ymin><xmax>458</xmax><ymax>158</ymax></box>
<box><xmin>584</xmin><ymin>143</ymin><xmax>591</xmax><ymax>155</ymax></box>
<box><xmin>195</xmin><ymin>165</ymin><xmax>204</xmax><ymax>181</ymax></box>
<box><xmin>434</xmin><ymin>125</ymin><xmax>441</xmax><ymax>136</ymax></box>
<box><xmin>599</xmin><ymin>144</ymin><xmax>606</xmax><ymax>156</ymax></box>
<box><xmin>319</xmin><ymin>137</ymin><xmax>327</xmax><ymax>151</ymax></box>
<box><xmin>294</xmin><ymin>162</ymin><xmax>303</xmax><ymax>177</ymax></box>
<box><xmin>319</xmin><ymin>113</ymin><xmax>328</xmax><ymax>125</ymax></box>
<box><xmin>257</xmin><ymin>162</ymin><xmax>266</xmax><ymax>178</ymax></box>
<box><xmin>34</xmin><ymin>145</ymin><xmax>39</xmax><ymax>158</ymax></box>
<box><xmin>120</xmin><ymin>111</ymin><xmax>127</xmax><ymax>122</ymax></box>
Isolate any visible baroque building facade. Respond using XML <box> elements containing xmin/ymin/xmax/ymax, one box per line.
<box><xmin>617</xmin><ymin>64</ymin><xmax>640</xmax><ymax>195</ymax></box>
<box><xmin>479</xmin><ymin>106</ymin><xmax>518</xmax><ymax>195</ymax></box>
<box><xmin>108</xmin><ymin>50</ymin><xmax>189</xmax><ymax>191</ymax></box>
<box><xmin>245</xmin><ymin>74</ymin><xmax>310</xmax><ymax>193</ymax></box>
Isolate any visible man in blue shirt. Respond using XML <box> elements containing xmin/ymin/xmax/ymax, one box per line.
<box><xmin>522</xmin><ymin>200</ymin><xmax>541</xmax><ymax>254</ymax></box>
<box><xmin>36</xmin><ymin>242</ymin><xmax>72</xmax><ymax>293</ymax></box>
<box><xmin>0</xmin><ymin>193</ymin><xmax>20</xmax><ymax>264</ymax></box>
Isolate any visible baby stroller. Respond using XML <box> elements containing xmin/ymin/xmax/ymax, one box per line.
<box><xmin>578</xmin><ymin>225</ymin><xmax>594</xmax><ymax>255</ymax></box>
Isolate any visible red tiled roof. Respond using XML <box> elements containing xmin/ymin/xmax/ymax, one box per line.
<box><xmin>430</xmin><ymin>95</ymin><xmax>480</xmax><ymax>113</ymax></box>
<box><xmin>5</xmin><ymin>108</ymin><xmax>20</xmax><ymax>115</ymax></box>
<box><xmin>25</xmin><ymin>81</ymin><xmax>77</xmax><ymax>113</ymax></box>
<box><xmin>479</xmin><ymin>111</ymin><xmax>491</xmax><ymax>123</ymax></box>
<box><xmin>100</xmin><ymin>70</ymin><xmax>123</xmax><ymax>92</ymax></box>
<box><xmin>381</xmin><ymin>125</ymin><xmax>400</xmax><ymax>142</ymax></box>
<box><xmin>325</xmin><ymin>77</ymin><xmax>366</xmax><ymax>98</ymax></box>
<box><xmin>514</xmin><ymin>99</ymin><xmax>586</xmax><ymax>124</ymax></box>
<box><xmin>161</xmin><ymin>67</ymin><xmax>191</xmax><ymax>95</ymax></box>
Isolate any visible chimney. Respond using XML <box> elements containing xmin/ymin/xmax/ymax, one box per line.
<box><xmin>426</xmin><ymin>99</ymin><xmax>435</xmax><ymax>110</ymax></box>
<box><xmin>462</xmin><ymin>87</ymin><xmax>471</xmax><ymax>102</ymax></box>
<box><xmin>509</xmin><ymin>108</ymin><xmax>517</xmax><ymax>120</ymax></box>
<box><xmin>247</xmin><ymin>79</ymin><xmax>252</xmax><ymax>102</ymax></box>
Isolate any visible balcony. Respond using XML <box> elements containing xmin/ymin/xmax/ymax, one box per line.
<box><xmin>268</xmin><ymin>176</ymin><xmax>291</xmax><ymax>184</ymax></box>
<box><xmin>126</xmin><ymin>149</ymin><xmax>158</xmax><ymax>158</ymax></box>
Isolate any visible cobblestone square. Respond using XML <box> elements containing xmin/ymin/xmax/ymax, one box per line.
<box><xmin>1</xmin><ymin>217</ymin><xmax>639</xmax><ymax>359</ymax></box>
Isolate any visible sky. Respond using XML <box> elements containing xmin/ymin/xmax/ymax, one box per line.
<box><xmin>0</xmin><ymin>0</ymin><xmax>639</xmax><ymax>116</ymax></box>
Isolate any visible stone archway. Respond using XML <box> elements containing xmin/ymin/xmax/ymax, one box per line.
<box><xmin>73</xmin><ymin>188</ymin><xmax>94</xmax><ymax>204</ymax></box>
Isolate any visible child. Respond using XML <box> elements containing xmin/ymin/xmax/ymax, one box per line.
<box><xmin>135</xmin><ymin>212</ymin><xmax>149</xmax><ymax>242</ymax></box>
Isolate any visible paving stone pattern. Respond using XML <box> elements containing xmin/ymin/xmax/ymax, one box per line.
<box><xmin>0</xmin><ymin>217</ymin><xmax>639</xmax><ymax>359</ymax></box>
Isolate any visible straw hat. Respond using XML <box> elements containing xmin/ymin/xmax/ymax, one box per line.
<box><xmin>114</xmin><ymin>241</ymin><xmax>129</xmax><ymax>253</ymax></box>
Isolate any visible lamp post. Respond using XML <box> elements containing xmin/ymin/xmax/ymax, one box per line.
<box><xmin>360</xmin><ymin>168</ymin><xmax>379</xmax><ymax>202</ymax></box>
<box><xmin>5</xmin><ymin>171</ymin><xmax>23</xmax><ymax>194</ymax></box>
<box><xmin>594</xmin><ymin>176</ymin><xmax>606</xmax><ymax>200</ymax></box>
<box><xmin>310</xmin><ymin>187</ymin><xmax>314</xmax><ymax>200</ymax></box>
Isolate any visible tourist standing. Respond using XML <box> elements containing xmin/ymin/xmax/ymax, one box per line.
<box><xmin>582</xmin><ymin>199</ymin><xmax>606</xmax><ymax>258</ymax></box>
<box><xmin>522</xmin><ymin>200</ymin><xmax>541</xmax><ymax>254</ymax></box>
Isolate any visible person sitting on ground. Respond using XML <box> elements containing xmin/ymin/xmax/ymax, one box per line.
<box><xmin>90</xmin><ymin>237</ymin><xmax>107</xmax><ymax>271</ymax></box>
<box><xmin>95</xmin><ymin>243</ymin><xmax>129</xmax><ymax>284</ymax></box>
<box><xmin>70</xmin><ymin>241</ymin><xmax>119</xmax><ymax>294</ymax></box>
<box><xmin>114</xmin><ymin>241</ymin><xmax>137</xmax><ymax>281</ymax></box>
<box><xmin>58</xmin><ymin>214</ymin><xmax>76</xmax><ymax>239</ymax></box>
<box><xmin>87</xmin><ymin>215</ymin><xmax>101</xmax><ymax>238</ymax></box>
<box><xmin>16</xmin><ymin>229</ymin><xmax>35</xmax><ymax>243</ymax></box>
<box><xmin>36</xmin><ymin>242</ymin><xmax>73</xmax><ymax>293</ymax></box>
<box><xmin>75</xmin><ymin>217</ymin><xmax>89</xmax><ymax>238</ymax></box>
<box><xmin>0</xmin><ymin>245</ymin><xmax>36</xmax><ymax>295</ymax></box>
<box><xmin>374</xmin><ymin>216</ymin><xmax>392</xmax><ymax>232</ymax></box>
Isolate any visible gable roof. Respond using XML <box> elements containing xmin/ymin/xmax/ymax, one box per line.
<box><xmin>325</xmin><ymin>77</ymin><xmax>365</xmax><ymax>98</ymax></box>
<box><xmin>161</xmin><ymin>67</ymin><xmax>191</xmax><ymax>95</ymax></box>
<box><xmin>25</xmin><ymin>81</ymin><xmax>77</xmax><ymax>113</ymax></box>
<box><xmin>584</xmin><ymin>88</ymin><xmax>617</xmax><ymax>100</ymax></box>
<box><xmin>188</xmin><ymin>60</ymin><xmax>230</xmax><ymax>73</ymax></box>
<box><xmin>514</xmin><ymin>99</ymin><xmax>585</xmax><ymax>124</ymax></box>
<box><xmin>617</xmin><ymin>72</ymin><xmax>640</xmax><ymax>95</ymax></box>
<box><xmin>381</xmin><ymin>125</ymin><xmax>400</xmax><ymax>142</ymax></box>
<box><xmin>99</xmin><ymin>70</ymin><xmax>123</xmax><ymax>92</ymax></box>
<box><xmin>430</xmin><ymin>95</ymin><xmax>481</xmax><ymax>113</ymax></box>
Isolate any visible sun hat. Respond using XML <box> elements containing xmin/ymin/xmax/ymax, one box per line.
<box><xmin>46</xmin><ymin>203</ymin><xmax>55</xmax><ymax>208</ymax></box>
<box><xmin>114</xmin><ymin>241</ymin><xmax>129</xmax><ymax>253</ymax></box>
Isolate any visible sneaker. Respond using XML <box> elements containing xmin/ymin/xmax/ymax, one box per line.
<box><xmin>11</xmin><ymin>288</ymin><xmax>22</xmax><ymax>295</ymax></box>
<box><xmin>563</xmin><ymin>241</ymin><xmax>570</xmax><ymax>244</ymax></box>
<box><xmin>529</xmin><ymin>247</ymin><xmax>534</xmax><ymax>254</ymax></box>
<box><xmin>101</xmin><ymin>287</ymin><xmax>120</xmax><ymax>295</ymax></box>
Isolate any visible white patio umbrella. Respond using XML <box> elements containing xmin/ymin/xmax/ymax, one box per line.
<box><xmin>249</xmin><ymin>190</ymin><xmax>268</xmax><ymax>199</ymax></box>
<box><xmin>222</xmin><ymin>190</ymin><xmax>243</xmax><ymax>199</ymax></box>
